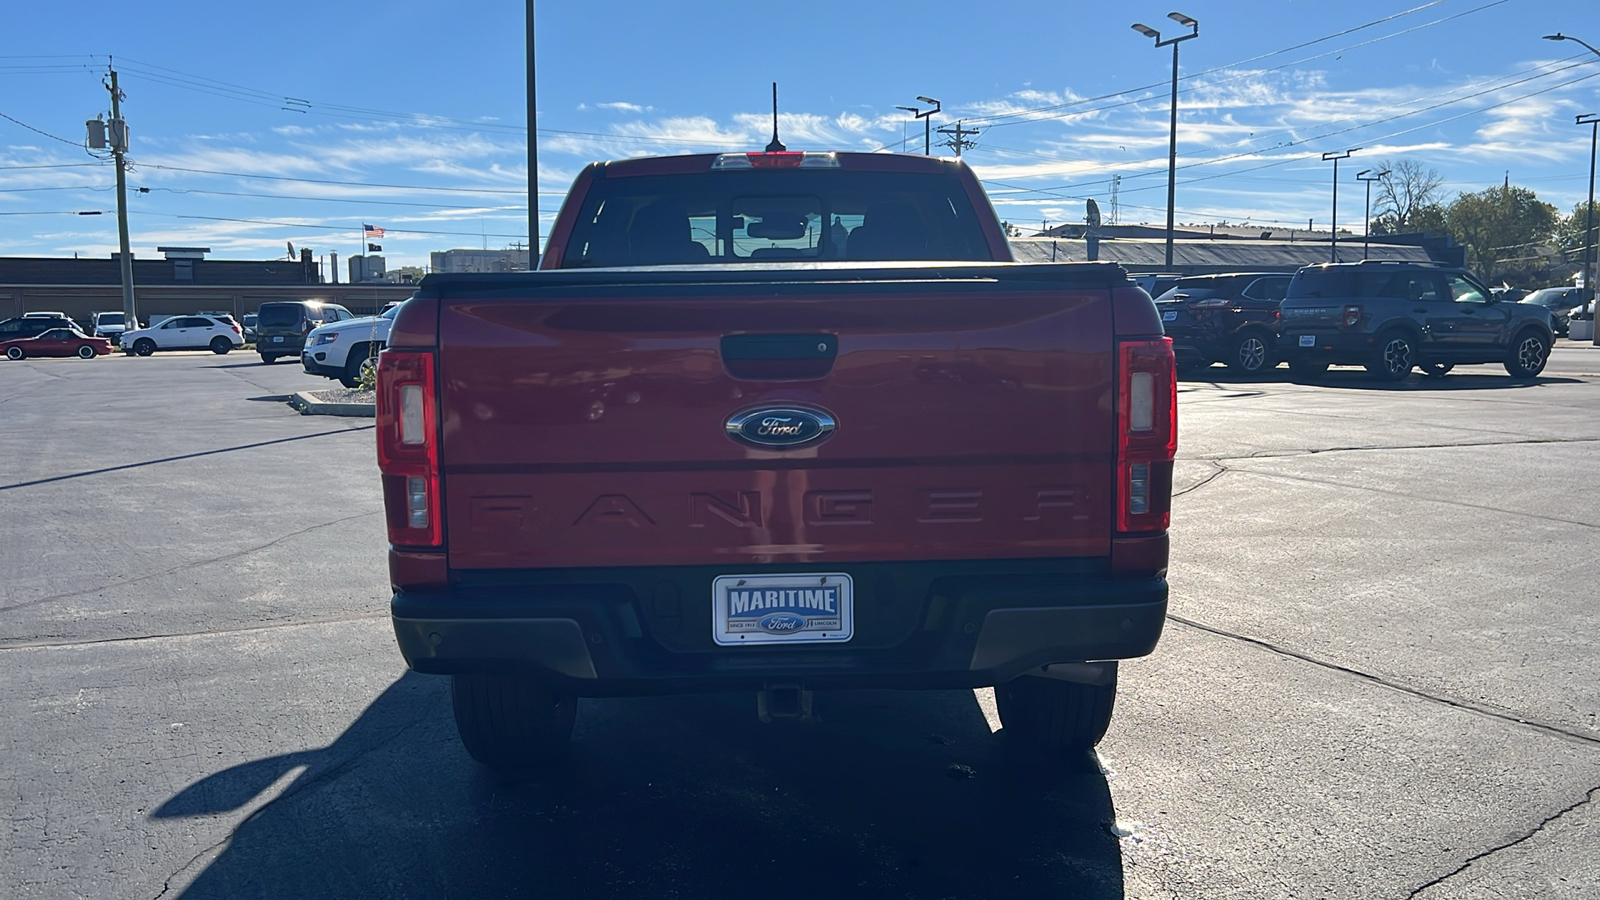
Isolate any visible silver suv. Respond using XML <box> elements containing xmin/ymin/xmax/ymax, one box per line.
<box><xmin>1277</xmin><ymin>261</ymin><xmax>1555</xmax><ymax>381</ymax></box>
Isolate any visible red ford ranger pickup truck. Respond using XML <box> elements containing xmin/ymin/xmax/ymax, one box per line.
<box><xmin>376</xmin><ymin>150</ymin><xmax>1175</xmax><ymax>772</ymax></box>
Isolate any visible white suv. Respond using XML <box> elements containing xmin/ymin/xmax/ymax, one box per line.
<box><xmin>121</xmin><ymin>315</ymin><xmax>244</xmax><ymax>356</ymax></box>
<box><xmin>301</xmin><ymin>303</ymin><xmax>401</xmax><ymax>388</ymax></box>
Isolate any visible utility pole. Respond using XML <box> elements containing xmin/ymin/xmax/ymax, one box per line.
<box><xmin>936</xmin><ymin>120</ymin><xmax>981</xmax><ymax>156</ymax></box>
<box><xmin>526</xmin><ymin>1</ymin><xmax>538</xmax><ymax>266</ymax></box>
<box><xmin>102</xmin><ymin>64</ymin><xmax>137</xmax><ymax>330</ymax></box>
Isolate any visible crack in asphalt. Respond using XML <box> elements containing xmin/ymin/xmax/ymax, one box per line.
<box><xmin>1405</xmin><ymin>784</ymin><xmax>1600</xmax><ymax>899</ymax></box>
<box><xmin>1172</xmin><ymin>461</ymin><xmax>1230</xmax><ymax>498</ymax></box>
<box><xmin>1168</xmin><ymin>615</ymin><xmax>1600</xmax><ymax>749</ymax></box>
<box><xmin>1175</xmin><ymin>434</ymin><xmax>1600</xmax><ymax>464</ymax></box>
<box><xmin>0</xmin><ymin>611</ymin><xmax>389</xmax><ymax>651</ymax></box>
<box><xmin>151</xmin><ymin>834</ymin><xmax>232</xmax><ymax>900</ymax></box>
<box><xmin>0</xmin><ymin>511</ymin><xmax>381</xmax><ymax>614</ymax></box>
<box><xmin>0</xmin><ymin>425</ymin><xmax>375</xmax><ymax>492</ymax></box>
<box><xmin>1216</xmin><ymin>466</ymin><xmax>1600</xmax><ymax>530</ymax></box>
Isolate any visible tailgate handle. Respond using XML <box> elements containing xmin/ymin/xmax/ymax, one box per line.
<box><xmin>720</xmin><ymin>333</ymin><xmax>837</xmax><ymax>380</ymax></box>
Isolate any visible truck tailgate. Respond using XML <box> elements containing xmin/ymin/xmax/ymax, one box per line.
<box><xmin>436</xmin><ymin>267</ymin><xmax>1120</xmax><ymax>570</ymax></box>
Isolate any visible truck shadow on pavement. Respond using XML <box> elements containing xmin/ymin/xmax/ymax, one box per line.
<box><xmin>1182</xmin><ymin>366</ymin><xmax>1581</xmax><ymax>391</ymax></box>
<box><xmin>154</xmin><ymin>672</ymin><xmax>1125</xmax><ymax>899</ymax></box>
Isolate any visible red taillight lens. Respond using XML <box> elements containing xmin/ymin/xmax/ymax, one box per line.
<box><xmin>1117</xmin><ymin>338</ymin><xmax>1177</xmax><ymax>533</ymax></box>
<box><xmin>1342</xmin><ymin>305</ymin><xmax>1363</xmax><ymax>328</ymax></box>
<box><xmin>376</xmin><ymin>351</ymin><xmax>441</xmax><ymax>547</ymax></box>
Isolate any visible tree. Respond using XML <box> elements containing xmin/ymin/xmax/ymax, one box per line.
<box><xmin>1553</xmin><ymin>200</ymin><xmax>1599</xmax><ymax>281</ymax></box>
<box><xmin>1371</xmin><ymin>159</ymin><xmax>1444</xmax><ymax>234</ymax></box>
<box><xmin>1445</xmin><ymin>183</ymin><xmax>1557</xmax><ymax>281</ymax></box>
<box><xmin>999</xmin><ymin>221</ymin><xmax>1023</xmax><ymax>238</ymax></box>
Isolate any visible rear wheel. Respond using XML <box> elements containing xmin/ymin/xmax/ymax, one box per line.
<box><xmin>209</xmin><ymin>337</ymin><xmax>233</xmax><ymax>355</ymax></box>
<box><xmin>1227</xmin><ymin>331</ymin><xmax>1274</xmax><ymax>375</ymax></box>
<box><xmin>995</xmin><ymin>665</ymin><xmax>1117</xmax><ymax>756</ymax></box>
<box><xmin>259</xmin><ymin>352</ymin><xmax>278</xmax><ymax>364</ymax></box>
<box><xmin>6</xmin><ymin>346</ymin><xmax>24</xmax><ymax>360</ymax></box>
<box><xmin>1366</xmin><ymin>331</ymin><xmax>1416</xmax><ymax>381</ymax></box>
<box><xmin>132</xmin><ymin>338</ymin><xmax>156</xmax><ymax>357</ymax></box>
<box><xmin>1504</xmin><ymin>330</ymin><xmax>1550</xmax><ymax>379</ymax></box>
<box><xmin>451</xmin><ymin>673</ymin><xmax>577</xmax><ymax>773</ymax></box>
<box><xmin>76</xmin><ymin>345</ymin><xmax>96</xmax><ymax>359</ymax></box>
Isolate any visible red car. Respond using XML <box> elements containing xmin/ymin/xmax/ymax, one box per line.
<box><xmin>1</xmin><ymin>327</ymin><xmax>114</xmax><ymax>360</ymax></box>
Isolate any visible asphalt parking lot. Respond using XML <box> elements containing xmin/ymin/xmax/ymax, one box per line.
<box><xmin>3</xmin><ymin>346</ymin><xmax>1599</xmax><ymax>899</ymax></box>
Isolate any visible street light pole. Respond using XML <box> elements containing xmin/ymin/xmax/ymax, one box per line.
<box><xmin>1541</xmin><ymin>34</ymin><xmax>1600</xmax><ymax>343</ymax></box>
<box><xmin>527</xmin><ymin>0</ymin><xmax>538</xmax><ymax>266</ymax></box>
<box><xmin>1132</xmin><ymin>12</ymin><xmax>1199</xmax><ymax>270</ymax></box>
<box><xmin>1580</xmin><ymin>113</ymin><xmax>1598</xmax><ymax>344</ymax></box>
<box><xmin>1322</xmin><ymin>149</ymin><xmax>1358</xmax><ymax>263</ymax></box>
<box><xmin>896</xmin><ymin>97</ymin><xmax>940</xmax><ymax>155</ymax></box>
<box><xmin>1356</xmin><ymin>168</ymin><xmax>1389</xmax><ymax>260</ymax></box>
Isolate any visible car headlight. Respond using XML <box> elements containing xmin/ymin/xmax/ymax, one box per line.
<box><xmin>315</xmin><ymin>332</ymin><xmax>340</xmax><ymax>345</ymax></box>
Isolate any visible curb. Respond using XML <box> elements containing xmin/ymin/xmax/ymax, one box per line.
<box><xmin>289</xmin><ymin>391</ymin><xmax>375</xmax><ymax>418</ymax></box>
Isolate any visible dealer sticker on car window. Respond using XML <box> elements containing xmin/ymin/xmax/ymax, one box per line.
<box><xmin>1299</xmin><ymin>334</ymin><xmax>1316</xmax><ymax>347</ymax></box>
<box><xmin>712</xmin><ymin>573</ymin><xmax>854</xmax><ymax>645</ymax></box>
<box><xmin>1162</xmin><ymin>311</ymin><xmax>1178</xmax><ymax>322</ymax></box>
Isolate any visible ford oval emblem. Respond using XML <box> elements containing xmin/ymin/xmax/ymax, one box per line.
<box><xmin>758</xmin><ymin>613</ymin><xmax>808</xmax><ymax>633</ymax></box>
<box><xmin>725</xmin><ymin>406</ymin><xmax>837</xmax><ymax>450</ymax></box>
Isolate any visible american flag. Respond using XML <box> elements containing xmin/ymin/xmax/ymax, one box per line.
<box><xmin>363</xmin><ymin>223</ymin><xmax>385</xmax><ymax>238</ymax></box>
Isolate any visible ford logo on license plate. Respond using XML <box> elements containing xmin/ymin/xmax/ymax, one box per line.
<box><xmin>724</xmin><ymin>406</ymin><xmax>837</xmax><ymax>450</ymax></box>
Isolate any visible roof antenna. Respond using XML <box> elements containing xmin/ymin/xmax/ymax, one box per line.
<box><xmin>765</xmin><ymin>82</ymin><xmax>786</xmax><ymax>152</ymax></box>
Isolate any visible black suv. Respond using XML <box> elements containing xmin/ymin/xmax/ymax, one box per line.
<box><xmin>254</xmin><ymin>300</ymin><xmax>355</xmax><ymax>363</ymax></box>
<box><xmin>0</xmin><ymin>314</ymin><xmax>81</xmax><ymax>341</ymax></box>
<box><xmin>1277</xmin><ymin>262</ymin><xmax>1555</xmax><ymax>381</ymax></box>
<box><xmin>1155</xmin><ymin>272</ymin><xmax>1292</xmax><ymax>375</ymax></box>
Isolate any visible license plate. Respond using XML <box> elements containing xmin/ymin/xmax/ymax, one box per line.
<box><xmin>1298</xmin><ymin>334</ymin><xmax>1316</xmax><ymax>347</ymax></box>
<box><xmin>1161</xmin><ymin>311</ymin><xmax>1178</xmax><ymax>322</ymax></box>
<box><xmin>272</xmin><ymin>336</ymin><xmax>284</xmax><ymax>342</ymax></box>
<box><xmin>712</xmin><ymin>573</ymin><xmax>853</xmax><ymax>645</ymax></box>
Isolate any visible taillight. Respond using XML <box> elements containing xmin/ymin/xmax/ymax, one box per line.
<box><xmin>1116</xmin><ymin>338</ymin><xmax>1177</xmax><ymax>533</ymax></box>
<box><xmin>376</xmin><ymin>351</ymin><xmax>441</xmax><ymax>547</ymax></box>
<box><xmin>230</xmin><ymin>323</ymin><xmax>242</xmax><ymax>335</ymax></box>
<box><xmin>1342</xmin><ymin>305</ymin><xmax>1363</xmax><ymax>328</ymax></box>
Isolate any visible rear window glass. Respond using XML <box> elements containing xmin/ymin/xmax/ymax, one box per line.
<box><xmin>1288</xmin><ymin>268</ymin><xmax>1439</xmax><ymax>299</ymax></box>
<box><xmin>561</xmin><ymin>169</ymin><xmax>992</xmax><ymax>267</ymax></box>
<box><xmin>257</xmin><ymin>304</ymin><xmax>307</xmax><ymax>327</ymax></box>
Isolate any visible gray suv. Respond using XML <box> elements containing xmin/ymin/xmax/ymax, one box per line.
<box><xmin>1277</xmin><ymin>261</ymin><xmax>1555</xmax><ymax>381</ymax></box>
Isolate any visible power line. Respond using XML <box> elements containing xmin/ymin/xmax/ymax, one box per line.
<box><xmin>0</xmin><ymin>110</ymin><xmax>84</xmax><ymax>146</ymax></box>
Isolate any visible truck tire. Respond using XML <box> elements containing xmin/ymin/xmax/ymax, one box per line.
<box><xmin>995</xmin><ymin>664</ymin><xmax>1117</xmax><ymax>755</ymax></box>
<box><xmin>259</xmin><ymin>352</ymin><xmax>278</xmax><ymax>364</ymax></box>
<box><xmin>451</xmin><ymin>673</ymin><xmax>576</xmax><ymax>772</ymax></box>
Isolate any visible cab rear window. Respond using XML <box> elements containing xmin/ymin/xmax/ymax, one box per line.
<box><xmin>561</xmin><ymin>170</ymin><xmax>991</xmax><ymax>267</ymax></box>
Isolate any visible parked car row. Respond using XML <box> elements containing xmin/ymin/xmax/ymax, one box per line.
<box><xmin>1156</xmin><ymin>260</ymin><xmax>1564</xmax><ymax>381</ymax></box>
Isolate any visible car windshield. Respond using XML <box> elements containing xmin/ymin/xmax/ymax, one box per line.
<box><xmin>380</xmin><ymin>305</ymin><xmax>401</xmax><ymax>320</ymax></box>
<box><xmin>1521</xmin><ymin>289</ymin><xmax>1570</xmax><ymax>308</ymax></box>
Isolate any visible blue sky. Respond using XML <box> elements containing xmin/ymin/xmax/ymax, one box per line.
<box><xmin>2</xmin><ymin>0</ymin><xmax>1598</xmax><ymax>273</ymax></box>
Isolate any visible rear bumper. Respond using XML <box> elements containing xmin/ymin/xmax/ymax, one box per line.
<box><xmin>390</xmin><ymin>560</ymin><xmax>1167</xmax><ymax>695</ymax></box>
<box><xmin>1277</xmin><ymin>330</ymin><xmax>1373</xmax><ymax>363</ymax></box>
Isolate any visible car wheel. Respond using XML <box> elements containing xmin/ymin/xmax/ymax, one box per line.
<box><xmin>339</xmin><ymin>347</ymin><xmax>380</xmax><ymax>389</ymax></box>
<box><xmin>995</xmin><ymin>665</ymin><xmax>1118</xmax><ymax>756</ymax></box>
<box><xmin>1288</xmin><ymin>358</ymin><xmax>1328</xmax><ymax>382</ymax></box>
<box><xmin>1227</xmin><ymin>331</ymin><xmax>1274</xmax><ymax>375</ymax></box>
<box><xmin>76</xmin><ymin>345</ymin><xmax>96</xmax><ymax>359</ymax></box>
<box><xmin>132</xmin><ymin>338</ymin><xmax>156</xmax><ymax>357</ymax></box>
<box><xmin>1421</xmin><ymin>361</ymin><xmax>1453</xmax><ymax>377</ymax></box>
<box><xmin>1505</xmin><ymin>330</ymin><xmax>1550</xmax><ymax>379</ymax></box>
<box><xmin>5</xmin><ymin>346</ymin><xmax>24</xmax><ymax>361</ymax></box>
<box><xmin>1366</xmin><ymin>331</ymin><xmax>1415</xmax><ymax>381</ymax></box>
<box><xmin>259</xmin><ymin>353</ymin><xmax>278</xmax><ymax>364</ymax></box>
<box><xmin>451</xmin><ymin>673</ymin><xmax>577</xmax><ymax>774</ymax></box>
<box><xmin>209</xmin><ymin>337</ymin><xmax>233</xmax><ymax>355</ymax></box>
